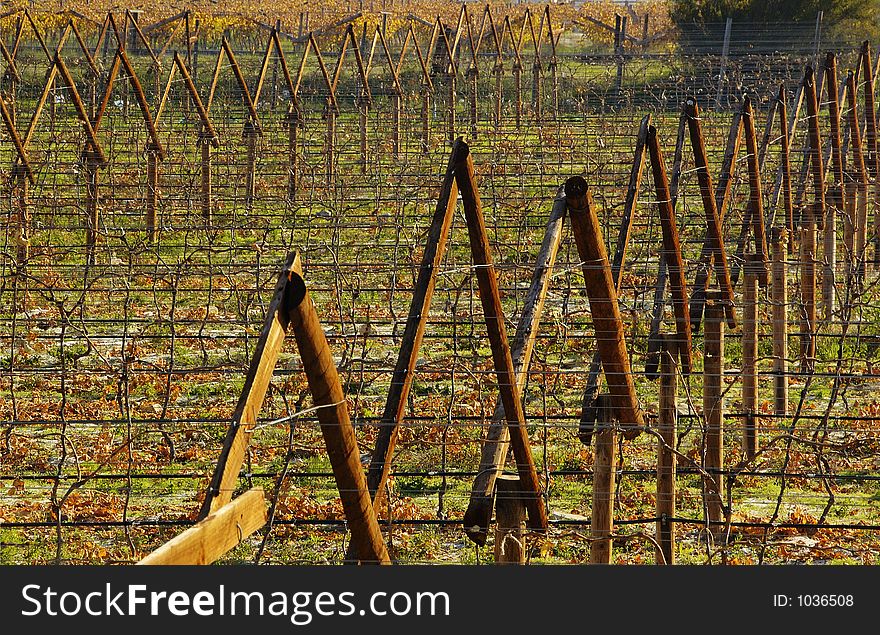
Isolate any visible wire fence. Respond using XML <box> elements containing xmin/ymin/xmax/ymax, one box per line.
<box><xmin>2</xmin><ymin>5</ymin><xmax>880</xmax><ymax>565</ymax></box>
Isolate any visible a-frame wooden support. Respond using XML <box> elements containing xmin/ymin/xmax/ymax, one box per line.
<box><xmin>362</xmin><ymin>139</ymin><xmax>550</xmax><ymax>549</ymax></box>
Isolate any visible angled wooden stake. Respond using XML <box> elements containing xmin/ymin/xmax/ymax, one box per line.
<box><xmin>454</xmin><ymin>139</ymin><xmax>548</xmax><ymax>531</ymax></box>
<box><xmin>566</xmin><ymin>176</ymin><xmax>645</xmax><ymax>440</ymax></box>
<box><xmin>646</xmin><ymin>124</ymin><xmax>693</xmax><ymax>375</ymax></box>
<box><xmin>685</xmin><ymin>98</ymin><xmax>736</xmax><ymax>331</ymax></box>
<box><xmin>579</xmin><ymin>115</ymin><xmax>649</xmax><ymax>444</ymax></box>
<box><xmin>463</xmin><ymin>188</ymin><xmax>567</xmax><ymax>545</ymax></box>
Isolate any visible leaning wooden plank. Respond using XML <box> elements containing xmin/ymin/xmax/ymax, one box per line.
<box><xmin>688</xmin><ymin>105</ymin><xmax>742</xmax><ymax>332</ymax></box>
<box><xmin>685</xmin><ymin>98</ymin><xmax>737</xmax><ymax>330</ymax></box>
<box><xmin>644</xmin><ymin>110</ymin><xmax>687</xmax><ymax>380</ymax></box>
<box><xmin>646</xmin><ymin>124</ymin><xmax>692</xmax><ymax>376</ymax></box>
<box><xmin>579</xmin><ymin>114</ymin><xmax>649</xmax><ymax>444</ymax></box>
<box><xmin>286</xmin><ymin>266</ymin><xmax>390</xmax><ymax>565</ymax></box>
<box><xmin>138</xmin><ymin>489</ymin><xmax>267</xmax><ymax>565</ymax></box>
<box><xmin>463</xmin><ymin>187</ymin><xmax>567</xmax><ymax>545</ymax></box>
<box><xmin>454</xmin><ymin>139</ymin><xmax>548</xmax><ymax>531</ymax></box>
<box><xmin>730</xmin><ymin>94</ymin><xmax>775</xmax><ymax>287</ymax></box>
<box><xmin>566</xmin><ymin>176</ymin><xmax>645</xmax><ymax>439</ymax></box>
<box><xmin>199</xmin><ymin>253</ymin><xmax>299</xmax><ymax>519</ymax></box>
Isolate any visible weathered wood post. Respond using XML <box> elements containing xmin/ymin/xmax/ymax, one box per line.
<box><xmin>771</xmin><ymin>228</ymin><xmax>789</xmax><ymax>415</ymax></box>
<box><xmin>531</xmin><ymin>58</ymin><xmax>542</xmax><ymax>122</ymax></box>
<box><xmin>285</xmin><ymin>267</ymin><xmax>391</xmax><ymax>565</ymax></box>
<box><xmin>703</xmin><ymin>291</ymin><xmax>725</xmax><ymax>542</ymax></box>
<box><xmin>467</xmin><ymin>65</ymin><xmax>478</xmax><ymax>138</ymax></box>
<box><xmin>742</xmin><ymin>253</ymin><xmax>760</xmax><ymax>461</ymax></box>
<box><xmin>801</xmin><ymin>66</ymin><xmax>822</xmax><ymax>374</ymax></box>
<box><xmin>494</xmin><ymin>475</ymin><xmax>526</xmax><ymax>565</ymax></box>
<box><xmin>287</xmin><ymin>101</ymin><xmax>301</xmax><ymax>201</ymax></box>
<box><xmin>271</xmin><ymin>20</ymin><xmax>281</xmax><ymax>110</ymax></box>
<box><xmin>565</xmin><ymin>176</ymin><xmax>646</xmax><ymax>440</ymax></box>
<box><xmin>613</xmin><ymin>14</ymin><xmax>626</xmax><ymax>100</ymax></box>
<box><xmin>494</xmin><ymin>60</ymin><xmax>503</xmax><ymax>127</ymax></box>
<box><xmin>591</xmin><ymin>395</ymin><xmax>615</xmax><ymax>564</ymax></box>
<box><xmin>823</xmin><ymin>52</ymin><xmax>842</xmax><ymax>321</ymax></box>
<box><xmin>463</xmin><ymin>190</ymin><xmax>566</xmax><ymax>545</ymax></box>
<box><xmin>243</xmin><ymin>119</ymin><xmax>258</xmax><ymax>211</ymax></box>
<box><xmin>324</xmin><ymin>97</ymin><xmax>337</xmax><ymax>187</ymax></box>
<box><xmin>358</xmin><ymin>94</ymin><xmax>370</xmax><ymax>172</ymax></box>
<box><xmin>392</xmin><ymin>90</ymin><xmax>402</xmax><ymax>160</ymax></box>
<box><xmin>11</xmin><ymin>165</ymin><xmax>28</xmax><ymax>270</ymax></box>
<box><xmin>84</xmin><ymin>152</ymin><xmax>100</xmax><ymax>266</ymax></box>
<box><xmin>845</xmin><ymin>70</ymin><xmax>869</xmax><ymax>282</ymax></box>
<box><xmin>715</xmin><ymin>17</ymin><xmax>732</xmax><ymax>109</ymax></box>
<box><xmin>421</xmin><ymin>84</ymin><xmax>431</xmax><ymax>152</ymax></box>
<box><xmin>657</xmin><ymin>335</ymin><xmax>677</xmax><ymax>565</ymax></box>
<box><xmin>549</xmin><ymin>55</ymin><xmax>558</xmax><ymax>121</ymax></box>
<box><xmin>859</xmin><ymin>43</ymin><xmax>879</xmax><ymax>265</ymax></box>
<box><xmin>199</xmin><ymin>129</ymin><xmax>212</xmax><ymax>222</ymax></box>
<box><xmin>513</xmin><ymin>60</ymin><xmax>522</xmax><ymax>128</ymax></box>
<box><xmin>147</xmin><ymin>143</ymin><xmax>160</xmax><ymax>243</ymax></box>
<box><xmin>447</xmin><ymin>72</ymin><xmax>456</xmax><ymax>144</ymax></box>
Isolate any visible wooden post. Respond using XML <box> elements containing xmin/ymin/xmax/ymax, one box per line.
<box><xmin>494</xmin><ymin>475</ymin><xmax>526</xmax><ymax>565</ymax></box>
<box><xmin>513</xmin><ymin>62</ymin><xmax>522</xmax><ymax>128</ymax></box>
<box><xmin>532</xmin><ymin>59</ymin><xmax>542</xmax><ymax>122</ymax></box>
<box><xmin>286</xmin><ymin>268</ymin><xmax>391</xmax><ymax>565</ymax></box>
<box><xmin>686</xmin><ymin>98</ymin><xmax>738</xmax><ymax>331</ymax></box>
<box><xmin>581</xmin><ymin>117</ymin><xmax>651</xmax><ymax>442</ymax></box>
<box><xmin>392</xmin><ymin>91</ymin><xmax>402</xmax><ymax>159</ymax></box>
<box><xmin>84</xmin><ymin>154</ymin><xmax>100</xmax><ymax>265</ymax></box>
<box><xmin>454</xmin><ymin>141</ymin><xmax>548</xmax><ymax>531</ymax></box>
<box><xmin>468</xmin><ymin>66</ymin><xmax>478</xmax><ymax>138</ymax></box>
<box><xmin>11</xmin><ymin>168</ymin><xmax>28</xmax><ymax>270</ymax></box>
<box><xmin>771</xmin><ymin>228</ymin><xmax>789</xmax><ymax>416</ymax></box>
<box><xmin>859</xmin><ymin>44</ymin><xmax>879</xmax><ymax>265</ymax></box>
<box><xmin>802</xmin><ymin>66</ymin><xmax>822</xmax><ymax>375</ymax></box>
<box><xmin>494</xmin><ymin>62</ymin><xmax>503</xmax><ymax>127</ymax></box>
<box><xmin>200</xmin><ymin>131</ymin><xmax>212</xmax><ymax>222</ymax></box>
<box><xmin>421</xmin><ymin>86</ymin><xmax>431</xmax><ymax>153</ymax></box>
<box><xmin>742</xmin><ymin>253</ymin><xmax>760</xmax><ymax>460</ymax></box>
<box><xmin>845</xmin><ymin>71</ymin><xmax>869</xmax><ymax>281</ymax></box>
<box><xmin>844</xmin><ymin>174</ymin><xmax>857</xmax><ymax>279</ymax></box>
<box><xmin>287</xmin><ymin>103</ymin><xmax>301</xmax><ymax>202</ymax></box>
<box><xmin>324</xmin><ymin>98</ymin><xmax>336</xmax><ymax>187</ymax></box>
<box><xmin>566</xmin><ymin>176</ymin><xmax>645</xmax><ymax>439</ymax></box>
<box><xmin>823</xmin><ymin>52</ymin><xmax>842</xmax><ymax>321</ymax></box>
<box><xmin>703</xmin><ymin>292</ymin><xmax>725</xmax><ymax>541</ymax></box>
<box><xmin>800</xmin><ymin>215</ymin><xmax>817</xmax><ymax>374</ymax></box>
<box><xmin>447</xmin><ymin>73</ymin><xmax>457</xmax><ymax>144</ymax></box>
<box><xmin>271</xmin><ymin>20</ymin><xmax>281</xmax><ymax>110</ymax></box>
<box><xmin>776</xmin><ymin>87</ymin><xmax>795</xmax><ymax>255</ymax></box>
<box><xmin>244</xmin><ymin>121</ymin><xmax>258</xmax><ymax>211</ymax></box>
<box><xmin>656</xmin><ymin>335</ymin><xmax>677</xmax><ymax>565</ymax></box>
<box><xmin>147</xmin><ymin>146</ymin><xmax>159</xmax><ymax>243</ymax></box>
<box><xmin>613</xmin><ymin>14</ymin><xmax>626</xmax><ymax>100</ymax></box>
<box><xmin>550</xmin><ymin>57</ymin><xmax>558</xmax><ymax>121</ymax></box>
<box><xmin>365</xmin><ymin>151</ymin><xmax>459</xmax><ymax>510</ymax></box>
<box><xmin>359</xmin><ymin>96</ymin><xmax>369</xmax><ymax>173</ymax></box>
<box><xmin>716</xmin><ymin>17</ymin><xmax>732</xmax><ymax>109</ymax></box>
<box><xmin>591</xmin><ymin>395</ymin><xmax>615</xmax><ymax>564</ymax></box>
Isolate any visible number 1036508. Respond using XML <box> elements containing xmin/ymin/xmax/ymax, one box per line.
<box><xmin>796</xmin><ymin>595</ymin><xmax>853</xmax><ymax>607</ymax></box>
